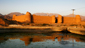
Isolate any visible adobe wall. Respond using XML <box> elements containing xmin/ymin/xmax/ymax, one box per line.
<box><xmin>12</xmin><ymin>12</ymin><xmax>31</xmax><ymax>23</ymax></box>
<box><xmin>12</xmin><ymin>11</ymin><xmax>81</xmax><ymax>24</ymax></box>
<box><xmin>57</xmin><ymin>15</ymin><xmax>81</xmax><ymax>24</ymax></box>
<box><xmin>80</xmin><ymin>21</ymin><xmax>85</xmax><ymax>25</ymax></box>
<box><xmin>13</xmin><ymin>15</ymin><xmax>27</xmax><ymax>22</ymax></box>
<box><xmin>75</xmin><ymin>15</ymin><xmax>81</xmax><ymax>23</ymax></box>
<box><xmin>52</xmin><ymin>15</ymin><xmax>55</xmax><ymax>23</ymax></box>
<box><xmin>32</xmin><ymin>15</ymin><xmax>55</xmax><ymax>24</ymax></box>
<box><xmin>63</xmin><ymin>17</ymin><xmax>76</xmax><ymax>24</ymax></box>
<box><xmin>57</xmin><ymin>15</ymin><xmax>62</xmax><ymax>23</ymax></box>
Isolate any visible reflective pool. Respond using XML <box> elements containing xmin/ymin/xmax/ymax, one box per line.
<box><xmin>0</xmin><ymin>32</ymin><xmax>85</xmax><ymax>48</ymax></box>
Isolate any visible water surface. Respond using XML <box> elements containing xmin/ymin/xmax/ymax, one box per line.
<box><xmin>0</xmin><ymin>32</ymin><xmax>85</xmax><ymax>48</ymax></box>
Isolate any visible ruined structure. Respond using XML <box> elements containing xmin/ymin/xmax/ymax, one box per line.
<box><xmin>12</xmin><ymin>12</ymin><xmax>81</xmax><ymax>24</ymax></box>
<box><xmin>12</xmin><ymin>12</ymin><xmax>31</xmax><ymax>23</ymax></box>
<box><xmin>0</xmin><ymin>16</ymin><xmax>9</xmax><ymax>26</ymax></box>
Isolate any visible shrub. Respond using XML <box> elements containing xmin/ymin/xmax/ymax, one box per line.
<box><xmin>82</xmin><ymin>25</ymin><xmax>85</xmax><ymax>28</ymax></box>
<box><xmin>70</xmin><ymin>24</ymin><xmax>77</xmax><ymax>26</ymax></box>
<box><xmin>26</xmin><ymin>23</ymin><xmax>30</xmax><ymax>25</ymax></box>
<box><xmin>41</xmin><ymin>24</ymin><xmax>52</xmax><ymax>26</ymax></box>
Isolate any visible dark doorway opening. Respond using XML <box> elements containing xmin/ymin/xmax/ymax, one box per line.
<box><xmin>31</xmin><ymin>15</ymin><xmax>33</xmax><ymax>23</ymax></box>
<box><xmin>55</xmin><ymin>18</ymin><xmax>57</xmax><ymax>23</ymax></box>
<box><xmin>62</xmin><ymin>17</ymin><xmax>64</xmax><ymax>23</ymax></box>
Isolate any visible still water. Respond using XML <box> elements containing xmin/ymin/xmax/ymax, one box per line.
<box><xmin>0</xmin><ymin>32</ymin><xmax>85</xmax><ymax>48</ymax></box>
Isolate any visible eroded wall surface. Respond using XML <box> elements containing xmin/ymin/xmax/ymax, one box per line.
<box><xmin>12</xmin><ymin>12</ymin><xmax>31</xmax><ymax>23</ymax></box>
<box><xmin>57</xmin><ymin>15</ymin><xmax>81</xmax><ymax>24</ymax></box>
<box><xmin>63</xmin><ymin>17</ymin><xmax>76</xmax><ymax>24</ymax></box>
<box><xmin>32</xmin><ymin>15</ymin><xmax>55</xmax><ymax>23</ymax></box>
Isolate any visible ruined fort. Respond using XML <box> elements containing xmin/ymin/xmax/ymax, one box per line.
<box><xmin>12</xmin><ymin>12</ymin><xmax>81</xmax><ymax>24</ymax></box>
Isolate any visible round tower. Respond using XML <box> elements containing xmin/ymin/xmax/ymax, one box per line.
<box><xmin>52</xmin><ymin>15</ymin><xmax>55</xmax><ymax>23</ymax></box>
<box><xmin>26</xmin><ymin>12</ymin><xmax>31</xmax><ymax>15</ymax></box>
<box><xmin>75</xmin><ymin>15</ymin><xmax>81</xmax><ymax>23</ymax></box>
<box><xmin>25</xmin><ymin>12</ymin><xmax>31</xmax><ymax>23</ymax></box>
<box><xmin>58</xmin><ymin>15</ymin><xmax>62</xmax><ymax>23</ymax></box>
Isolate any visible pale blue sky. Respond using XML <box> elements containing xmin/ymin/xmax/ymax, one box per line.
<box><xmin>0</xmin><ymin>0</ymin><xmax>85</xmax><ymax>16</ymax></box>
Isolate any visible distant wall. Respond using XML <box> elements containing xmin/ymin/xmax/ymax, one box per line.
<box><xmin>33</xmin><ymin>15</ymin><xmax>55</xmax><ymax>23</ymax></box>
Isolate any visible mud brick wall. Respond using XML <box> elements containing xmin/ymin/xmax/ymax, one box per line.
<box><xmin>33</xmin><ymin>15</ymin><xmax>55</xmax><ymax>23</ymax></box>
<box><xmin>63</xmin><ymin>17</ymin><xmax>76</xmax><ymax>24</ymax></box>
<box><xmin>12</xmin><ymin>12</ymin><xmax>31</xmax><ymax>23</ymax></box>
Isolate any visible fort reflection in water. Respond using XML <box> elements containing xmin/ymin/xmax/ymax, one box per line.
<box><xmin>0</xmin><ymin>32</ymin><xmax>85</xmax><ymax>48</ymax></box>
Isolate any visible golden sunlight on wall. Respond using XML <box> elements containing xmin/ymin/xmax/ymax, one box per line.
<box><xmin>12</xmin><ymin>12</ymin><xmax>31</xmax><ymax>23</ymax></box>
<box><xmin>12</xmin><ymin>11</ymin><xmax>82</xmax><ymax>24</ymax></box>
<box><xmin>33</xmin><ymin>15</ymin><xmax>55</xmax><ymax>23</ymax></box>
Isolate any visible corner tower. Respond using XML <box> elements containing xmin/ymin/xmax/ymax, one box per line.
<box><xmin>26</xmin><ymin>12</ymin><xmax>31</xmax><ymax>23</ymax></box>
<box><xmin>58</xmin><ymin>15</ymin><xmax>62</xmax><ymax>23</ymax></box>
<box><xmin>52</xmin><ymin>15</ymin><xmax>55</xmax><ymax>23</ymax></box>
<box><xmin>76</xmin><ymin>15</ymin><xmax>81</xmax><ymax>23</ymax></box>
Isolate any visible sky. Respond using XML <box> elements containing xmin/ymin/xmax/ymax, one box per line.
<box><xmin>0</xmin><ymin>0</ymin><xmax>85</xmax><ymax>16</ymax></box>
